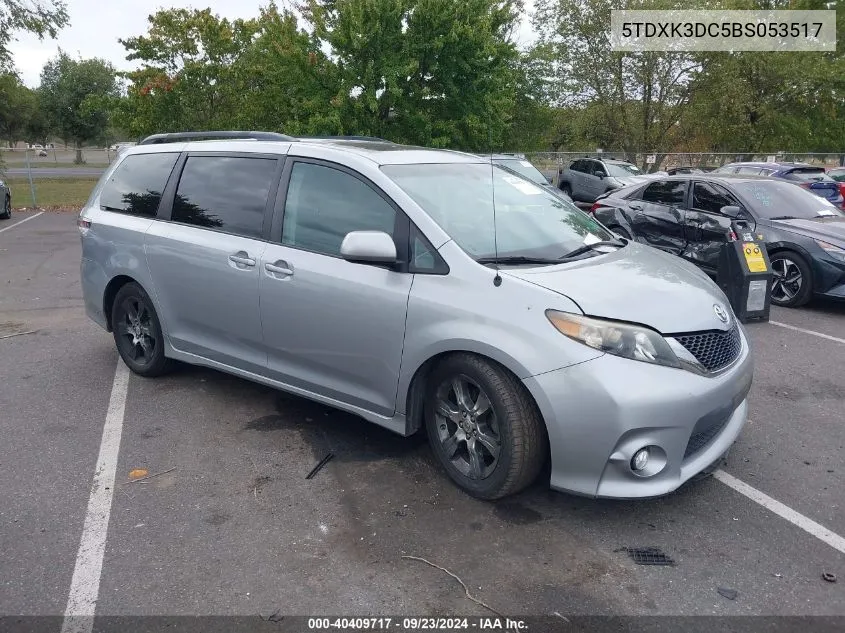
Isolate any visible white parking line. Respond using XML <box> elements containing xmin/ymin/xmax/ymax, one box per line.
<box><xmin>714</xmin><ymin>470</ymin><xmax>845</xmax><ymax>555</ymax></box>
<box><xmin>61</xmin><ymin>359</ymin><xmax>130</xmax><ymax>633</ymax></box>
<box><xmin>770</xmin><ymin>320</ymin><xmax>845</xmax><ymax>345</ymax></box>
<box><xmin>0</xmin><ymin>211</ymin><xmax>43</xmax><ymax>234</ymax></box>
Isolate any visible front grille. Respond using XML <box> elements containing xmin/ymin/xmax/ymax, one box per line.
<box><xmin>684</xmin><ymin>417</ymin><xmax>729</xmax><ymax>458</ymax></box>
<box><xmin>674</xmin><ymin>325</ymin><xmax>742</xmax><ymax>372</ymax></box>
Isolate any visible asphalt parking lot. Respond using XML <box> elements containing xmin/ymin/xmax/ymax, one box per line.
<box><xmin>1</xmin><ymin>211</ymin><xmax>844</xmax><ymax>626</ymax></box>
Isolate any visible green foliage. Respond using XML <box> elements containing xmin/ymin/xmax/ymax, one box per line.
<box><xmin>0</xmin><ymin>1</ymin><xmax>68</xmax><ymax>69</ymax></box>
<box><xmin>39</xmin><ymin>52</ymin><xmax>119</xmax><ymax>161</ymax></box>
<box><xmin>0</xmin><ymin>72</ymin><xmax>37</xmax><ymax>145</ymax></box>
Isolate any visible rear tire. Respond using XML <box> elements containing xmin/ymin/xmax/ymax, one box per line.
<box><xmin>769</xmin><ymin>251</ymin><xmax>812</xmax><ymax>308</ymax></box>
<box><xmin>559</xmin><ymin>183</ymin><xmax>572</xmax><ymax>198</ymax></box>
<box><xmin>111</xmin><ymin>282</ymin><xmax>172</xmax><ymax>377</ymax></box>
<box><xmin>424</xmin><ymin>354</ymin><xmax>547</xmax><ymax>500</ymax></box>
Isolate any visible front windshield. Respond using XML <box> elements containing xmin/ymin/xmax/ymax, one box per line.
<box><xmin>734</xmin><ymin>181</ymin><xmax>845</xmax><ymax>220</ymax></box>
<box><xmin>382</xmin><ymin>163</ymin><xmax>614</xmax><ymax>260</ymax></box>
<box><xmin>494</xmin><ymin>159</ymin><xmax>547</xmax><ymax>185</ymax></box>
<box><xmin>605</xmin><ymin>163</ymin><xmax>642</xmax><ymax>177</ymax></box>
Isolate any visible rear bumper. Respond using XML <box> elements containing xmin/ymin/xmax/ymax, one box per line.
<box><xmin>523</xmin><ymin>326</ymin><xmax>753</xmax><ymax>499</ymax></box>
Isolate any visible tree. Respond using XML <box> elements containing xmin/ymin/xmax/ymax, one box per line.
<box><xmin>0</xmin><ymin>72</ymin><xmax>37</xmax><ymax>146</ymax></box>
<box><xmin>301</xmin><ymin>0</ymin><xmax>523</xmax><ymax>149</ymax></box>
<box><xmin>39</xmin><ymin>52</ymin><xmax>119</xmax><ymax>162</ymax></box>
<box><xmin>533</xmin><ymin>0</ymin><xmax>699</xmax><ymax>165</ymax></box>
<box><xmin>117</xmin><ymin>8</ymin><xmax>261</xmax><ymax>136</ymax></box>
<box><xmin>0</xmin><ymin>1</ymin><xmax>68</xmax><ymax>69</ymax></box>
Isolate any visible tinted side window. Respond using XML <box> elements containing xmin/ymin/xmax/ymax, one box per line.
<box><xmin>171</xmin><ymin>156</ymin><xmax>277</xmax><ymax>238</ymax></box>
<box><xmin>281</xmin><ymin>162</ymin><xmax>396</xmax><ymax>256</ymax></box>
<box><xmin>570</xmin><ymin>160</ymin><xmax>585</xmax><ymax>173</ymax></box>
<box><xmin>641</xmin><ymin>180</ymin><xmax>686</xmax><ymax>205</ymax></box>
<box><xmin>692</xmin><ymin>182</ymin><xmax>737</xmax><ymax>214</ymax></box>
<box><xmin>99</xmin><ymin>153</ymin><xmax>179</xmax><ymax>217</ymax></box>
<box><xmin>736</xmin><ymin>166</ymin><xmax>762</xmax><ymax>175</ymax></box>
<box><xmin>590</xmin><ymin>161</ymin><xmax>605</xmax><ymax>176</ymax></box>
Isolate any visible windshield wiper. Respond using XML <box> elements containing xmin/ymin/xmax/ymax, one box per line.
<box><xmin>476</xmin><ymin>256</ymin><xmax>563</xmax><ymax>265</ymax></box>
<box><xmin>560</xmin><ymin>240</ymin><xmax>625</xmax><ymax>260</ymax></box>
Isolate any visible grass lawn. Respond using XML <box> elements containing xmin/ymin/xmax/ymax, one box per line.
<box><xmin>6</xmin><ymin>177</ymin><xmax>99</xmax><ymax>209</ymax></box>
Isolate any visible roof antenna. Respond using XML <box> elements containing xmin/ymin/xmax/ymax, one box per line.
<box><xmin>489</xmin><ymin>123</ymin><xmax>502</xmax><ymax>287</ymax></box>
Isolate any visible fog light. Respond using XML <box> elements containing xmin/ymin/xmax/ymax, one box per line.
<box><xmin>631</xmin><ymin>448</ymin><xmax>650</xmax><ymax>472</ymax></box>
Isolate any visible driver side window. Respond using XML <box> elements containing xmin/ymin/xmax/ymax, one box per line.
<box><xmin>281</xmin><ymin>161</ymin><xmax>397</xmax><ymax>257</ymax></box>
<box><xmin>691</xmin><ymin>182</ymin><xmax>740</xmax><ymax>215</ymax></box>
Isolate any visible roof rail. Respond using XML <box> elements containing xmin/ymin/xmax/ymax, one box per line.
<box><xmin>138</xmin><ymin>131</ymin><xmax>296</xmax><ymax>145</ymax></box>
<box><xmin>297</xmin><ymin>135</ymin><xmax>394</xmax><ymax>142</ymax></box>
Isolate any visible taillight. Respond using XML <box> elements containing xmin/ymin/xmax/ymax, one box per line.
<box><xmin>77</xmin><ymin>217</ymin><xmax>91</xmax><ymax>229</ymax></box>
<box><xmin>589</xmin><ymin>202</ymin><xmax>601</xmax><ymax>214</ymax></box>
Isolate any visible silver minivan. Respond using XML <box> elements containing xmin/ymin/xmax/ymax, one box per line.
<box><xmin>79</xmin><ymin>133</ymin><xmax>753</xmax><ymax>500</ymax></box>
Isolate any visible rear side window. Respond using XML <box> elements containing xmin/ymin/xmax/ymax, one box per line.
<box><xmin>736</xmin><ymin>166</ymin><xmax>763</xmax><ymax>175</ymax></box>
<box><xmin>171</xmin><ymin>156</ymin><xmax>277</xmax><ymax>238</ymax></box>
<box><xmin>570</xmin><ymin>160</ymin><xmax>587</xmax><ymax>173</ymax></box>
<box><xmin>281</xmin><ymin>162</ymin><xmax>396</xmax><ymax>257</ymax></box>
<box><xmin>99</xmin><ymin>153</ymin><xmax>179</xmax><ymax>217</ymax></box>
<box><xmin>783</xmin><ymin>168</ymin><xmax>834</xmax><ymax>183</ymax></box>
<box><xmin>641</xmin><ymin>180</ymin><xmax>686</xmax><ymax>205</ymax></box>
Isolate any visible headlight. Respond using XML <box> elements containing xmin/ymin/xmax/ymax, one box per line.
<box><xmin>815</xmin><ymin>239</ymin><xmax>845</xmax><ymax>262</ymax></box>
<box><xmin>546</xmin><ymin>310</ymin><xmax>680</xmax><ymax>368</ymax></box>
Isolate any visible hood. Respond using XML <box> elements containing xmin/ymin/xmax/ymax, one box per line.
<box><xmin>503</xmin><ymin>243</ymin><xmax>731</xmax><ymax>334</ymax></box>
<box><xmin>771</xmin><ymin>216</ymin><xmax>845</xmax><ymax>247</ymax></box>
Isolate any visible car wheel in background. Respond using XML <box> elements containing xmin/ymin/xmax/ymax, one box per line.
<box><xmin>1</xmin><ymin>195</ymin><xmax>10</xmax><ymax>219</ymax></box>
<box><xmin>111</xmin><ymin>282</ymin><xmax>172</xmax><ymax>376</ymax></box>
<box><xmin>560</xmin><ymin>183</ymin><xmax>572</xmax><ymax>198</ymax></box>
<box><xmin>770</xmin><ymin>251</ymin><xmax>813</xmax><ymax>308</ymax></box>
<box><xmin>425</xmin><ymin>353</ymin><xmax>547</xmax><ymax>500</ymax></box>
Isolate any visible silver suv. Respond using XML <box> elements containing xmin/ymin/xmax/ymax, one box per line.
<box><xmin>79</xmin><ymin>132</ymin><xmax>753</xmax><ymax>500</ymax></box>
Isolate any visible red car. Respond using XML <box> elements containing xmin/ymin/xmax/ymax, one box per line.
<box><xmin>828</xmin><ymin>167</ymin><xmax>845</xmax><ymax>202</ymax></box>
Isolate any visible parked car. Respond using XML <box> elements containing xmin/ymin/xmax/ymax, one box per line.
<box><xmin>591</xmin><ymin>175</ymin><xmax>845</xmax><ymax>307</ymax></box>
<box><xmin>666</xmin><ymin>166</ymin><xmax>718</xmax><ymax>176</ymax></box>
<box><xmin>558</xmin><ymin>158</ymin><xmax>653</xmax><ymax>202</ymax></box>
<box><xmin>36</xmin><ymin>149</ymin><xmax>48</xmax><ymax>157</ymax></box>
<box><xmin>0</xmin><ymin>179</ymin><xmax>10</xmax><ymax>219</ymax></box>
<box><xmin>484</xmin><ymin>154</ymin><xmax>573</xmax><ymax>202</ymax></box>
<box><xmin>714</xmin><ymin>162</ymin><xmax>845</xmax><ymax>208</ymax></box>
<box><xmin>80</xmin><ymin>132</ymin><xmax>752</xmax><ymax>500</ymax></box>
<box><xmin>827</xmin><ymin>166</ymin><xmax>845</xmax><ymax>200</ymax></box>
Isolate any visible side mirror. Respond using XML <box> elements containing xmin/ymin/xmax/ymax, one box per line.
<box><xmin>720</xmin><ymin>205</ymin><xmax>742</xmax><ymax>219</ymax></box>
<box><xmin>594</xmin><ymin>170</ymin><xmax>607</xmax><ymax>179</ymax></box>
<box><xmin>340</xmin><ymin>230</ymin><xmax>397</xmax><ymax>264</ymax></box>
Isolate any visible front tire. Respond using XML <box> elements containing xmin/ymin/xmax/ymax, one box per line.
<box><xmin>770</xmin><ymin>251</ymin><xmax>812</xmax><ymax>307</ymax></box>
<box><xmin>424</xmin><ymin>354</ymin><xmax>547</xmax><ymax>500</ymax></box>
<box><xmin>559</xmin><ymin>183</ymin><xmax>572</xmax><ymax>198</ymax></box>
<box><xmin>111</xmin><ymin>282</ymin><xmax>172</xmax><ymax>376</ymax></box>
<box><xmin>1</xmin><ymin>195</ymin><xmax>10</xmax><ymax>219</ymax></box>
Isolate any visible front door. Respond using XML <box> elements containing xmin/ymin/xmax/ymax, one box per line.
<box><xmin>259</xmin><ymin>159</ymin><xmax>412</xmax><ymax>416</ymax></box>
<box><xmin>145</xmin><ymin>154</ymin><xmax>280</xmax><ymax>373</ymax></box>
<box><xmin>684</xmin><ymin>181</ymin><xmax>749</xmax><ymax>274</ymax></box>
<box><xmin>630</xmin><ymin>179</ymin><xmax>689</xmax><ymax>254</ymax></box>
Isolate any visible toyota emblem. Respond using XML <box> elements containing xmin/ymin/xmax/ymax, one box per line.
<box><xmin>714</xmin><ymin>304</ymin><xmax>729</xmax><ymax>324</ymax></box>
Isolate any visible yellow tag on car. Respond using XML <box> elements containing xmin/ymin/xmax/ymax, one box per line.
<box><xmin>742</xmin><ymin>243</ymin><xmax>767</xmax><ymax>272</ymax></box>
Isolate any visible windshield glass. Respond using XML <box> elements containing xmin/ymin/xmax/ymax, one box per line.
<box><xmin>494</xmin><ymin>159</ymin><xmax>547</xmax><ymax>185</ymax></box>
<box><xmin>734</xmin><ymin>181</ymin><xmax>845</xmax><ymax>220</ymax></box>
<box><xmin>784</xmin><ymin>168</ymin><xmax>836</xmax><ymax>183</ymax></box>
<box><xmin>605</xmin><ymin>162</ymin><xmax>642</xmax><ymax>177</ymax></box>
<box><xmin>382</xmin><ymin>163</ymin><xmax>614</xmax><ymax>260</ymax></box>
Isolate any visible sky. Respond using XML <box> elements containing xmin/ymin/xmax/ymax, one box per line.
<box><xmin>8</xmin><ymin>0</ymin><xmax>537</xmax><ymax>88</ymax></box>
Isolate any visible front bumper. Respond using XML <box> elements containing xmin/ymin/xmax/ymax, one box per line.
<box><xmin>524</xmin><ymin>327</ymin><xmax>753</xmax><ymax>499</ymax></box>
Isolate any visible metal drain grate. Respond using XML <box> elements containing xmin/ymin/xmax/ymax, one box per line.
<box><xmin>619</xmin><ymin>547</ymin><xmax>675</xmax><ymax>566</ymax></box>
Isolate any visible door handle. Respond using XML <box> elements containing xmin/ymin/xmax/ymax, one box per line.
<box><xmin>228</xmin><ymin>251</ymin><xmax>255</xmax><ymax>267</ymax></box>
<box><xmin>265</xmin><ymin>260</ymin><xmax>294</xmax><ymax>277</ymax></box>
<box><xmin>629</xmin><ymin>203</ymin><xmax>642</xmax><ymax>211</ymax></box>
